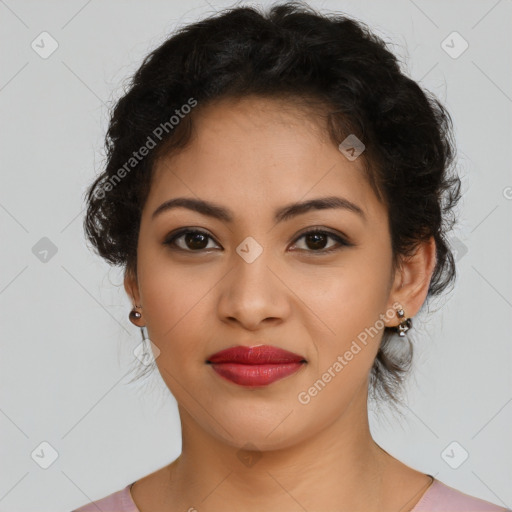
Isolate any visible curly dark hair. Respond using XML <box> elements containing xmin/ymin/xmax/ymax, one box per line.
<box><xmin>83</xmin><ymin>1</ymin><xmax>461</xmax><ymax>411</ymax></box>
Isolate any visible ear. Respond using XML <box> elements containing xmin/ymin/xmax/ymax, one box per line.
<box><xmin>123</xmin><ymin>266</ymin><xmax>140</xmax><ymax>302</ymax></box>
<box><xmin>385</xmin><ymin>236</ymin><xmax>437</xmax><ymax>327</ymax></box>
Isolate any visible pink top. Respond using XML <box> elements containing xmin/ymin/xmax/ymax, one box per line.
<box><xmin>72</xmin><ymin>478</ymin><xmax>511</xmax><ymax>511</ymax></box>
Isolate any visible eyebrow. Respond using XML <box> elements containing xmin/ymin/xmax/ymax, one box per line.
<box><xmin>151</xmin><ymin>195</ymin><xmax>366</xmax><ymax>224</ymax></box>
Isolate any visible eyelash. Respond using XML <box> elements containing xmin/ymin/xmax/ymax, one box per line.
<box><xmin>163</xmin><ymin>227</ymin><xmax>352</xmax><ymax>254</ymax></box>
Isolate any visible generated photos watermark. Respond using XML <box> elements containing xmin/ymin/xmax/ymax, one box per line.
<box><xmin>94</xmin><ymin>97</ymin><xmax>198</xmax><ymax>199</ymax></box>
<box><xmin>297</xmin><ymin>302</ymin><xmax>402</xmax><ymax>405</ymax></box>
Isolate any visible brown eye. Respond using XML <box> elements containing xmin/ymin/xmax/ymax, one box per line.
<box><xmin>163</xmin><ymin>229</ymin><xmax>220</xmax><ymax>251</ymax></box>
<box><xmin>183</xmin><ymin>232</ymin><xmax>209</xmax><ymax>250</ymax></box>
<box><xmin>291</xmin><ymin>229</ymin><xmax>351</xmax><ymax>253</ymax></box>
<box><xmin>163</xmin><ymin>227</ymin><xmax>352</xmax><ymax>254</ymax></box>
<box><xmin>304</xmin><ymin>232</ymin><xmax>329</xmax><ymax>250</ymax></box>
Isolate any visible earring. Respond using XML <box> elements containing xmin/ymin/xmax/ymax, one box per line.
<box><xmin>395</xmin><ymin>308</ymin><xmax>412</xmax><ymax>337</ymax></box>
<box><xmin>129</xmin><ymin>304</ymin><xmax>148</xmax><ymax>344</ymax></box>
<box><xmin>129</xmin><ymin>306</ymin><xmax>151</xmax><ymax>365</ymax></box>
<box><xmin>129</xmin><ymin>304</ymin><xmax>142</xmax><ymax>323</ymax></box>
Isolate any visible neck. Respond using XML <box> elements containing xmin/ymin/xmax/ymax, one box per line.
<box><xmin>165</xmin><ymin>386</ymin><xmax>396</xmax><ymax>512</ymax></box>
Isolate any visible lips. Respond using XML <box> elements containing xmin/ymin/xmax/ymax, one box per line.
<box><xmin>207</xmin><ymin>345</ymin><xmax>306</xmax><ymax>364</ymax></box>
<box><xmin>207</xmin><ymin>345</ymin><xmax>306</xmax><ymax>387</ymax></box>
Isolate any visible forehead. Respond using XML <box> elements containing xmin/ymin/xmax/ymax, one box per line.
<box><xmin>147</xmin><ymin>96</ymin><xmax>382</xmax><ymax>222</ymax></box>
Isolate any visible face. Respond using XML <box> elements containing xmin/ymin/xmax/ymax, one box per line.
<box><xmin>125</xmin><ymin>96</ymin><xmax>402</xmax><ymax>451</ymax></box>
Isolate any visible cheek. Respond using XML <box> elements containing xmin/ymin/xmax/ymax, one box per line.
<box><xmin>136</xmin><ymin>252</ymin><xmax>210</xmax><ymax>361</ymax></box>
<box><xmin>296</xmin><ymin>274</ymin><xmax>388</xmax><ymax>416</ymax></box>
<box><xmin>302</xmin><ymin>254</ymin><xmax>391</xmax><ymax>335</ymax></box>
<box><xmin>302</xmin><ymin>255</ymin><xmax>391</xmax><ymax>385</ymax></box>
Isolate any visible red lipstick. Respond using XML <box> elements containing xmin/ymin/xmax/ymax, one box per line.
<box><xmin>207</xmin><ymin>345</ymin><xmax>306</xmax><ymax>387</ymax></box>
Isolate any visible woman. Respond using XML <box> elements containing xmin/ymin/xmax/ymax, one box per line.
<box><xmin>73</xmin><ymin>2</ymin><xmax>509</xmax><ymax>511</ymax></box>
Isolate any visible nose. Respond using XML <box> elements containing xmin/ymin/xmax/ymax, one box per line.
<box><xmin>216</xmin><ymin>249</ymin><xmax>290</xmax><ymax>331</ymax></box>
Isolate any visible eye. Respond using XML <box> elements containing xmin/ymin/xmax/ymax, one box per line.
<box><xmin>290</xmin><ymin>228</ymin><xmax>352</xmax><ymax>254</ymax></box>
<box><xmin>163</xmin><ymin>228</ymin><xmax>220</xmax><ymax>252</ymax></box>
<box><xmin>163</xmin><ymin>227</ymin><xmax>352</xmax><ymax>254</ymax></box>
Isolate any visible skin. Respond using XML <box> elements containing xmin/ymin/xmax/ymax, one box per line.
<box><xmin>124</xmin><ymin>95</ymin><xmax>437</xmax><ymax>512</ymax></box>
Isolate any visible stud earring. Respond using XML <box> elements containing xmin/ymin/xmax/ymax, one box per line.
<box><xmin>128</xmin><ymin>306</ymin><xmax>149</xmax><ymax>343</ymax></box>
<box><xmin>395</xmin><ymin>308</ymin><xmax>412</xmax><ymax>337</ymax></box>
<box><xmin>129</xmin><ymin>304</ymin><xmax>142</xmax><ymax>323</ymax></box>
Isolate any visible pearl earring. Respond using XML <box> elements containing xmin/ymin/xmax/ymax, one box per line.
<box><xmin>129</xmin><ymin>304</ymin><xmax>142</xmax><ymax>323</ymax></box>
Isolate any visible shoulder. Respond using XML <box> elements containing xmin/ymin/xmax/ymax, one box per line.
<box><xmin>413</xmin><ymin>479</ymin><xmax>510</xmax><ymax>512</ymax></box>
<box><xmin>71</xmin><ymin>483</ymin><xmax>139</xmax><ymax>512</ymax></box>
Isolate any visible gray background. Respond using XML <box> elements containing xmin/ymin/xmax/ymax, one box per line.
<box><xmin>1</xmin><ymin>0</ymin><xmax>511</xmax><ymax>510</ymax></box>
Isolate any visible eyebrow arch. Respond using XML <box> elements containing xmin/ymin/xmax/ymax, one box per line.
<box><xmin>151</xmin><ymin>196</ymin><xmax>366</xmax><ymax>224</ymax></box>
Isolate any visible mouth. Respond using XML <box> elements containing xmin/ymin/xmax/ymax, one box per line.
<box><xmin>206</xmin><ymin>345</ymin><xmax>307</xmax><ymax>387</ymax></box>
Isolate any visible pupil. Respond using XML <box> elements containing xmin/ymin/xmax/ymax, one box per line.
<box><xmin>307</xmin><ymin>233</ymin><xmax>326</xmax><ymax>250</ymax></box>
<box><xmin>186</xmin><ymin>233</ymin><xmax>207</xmax><ymax>249</ymax></box>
